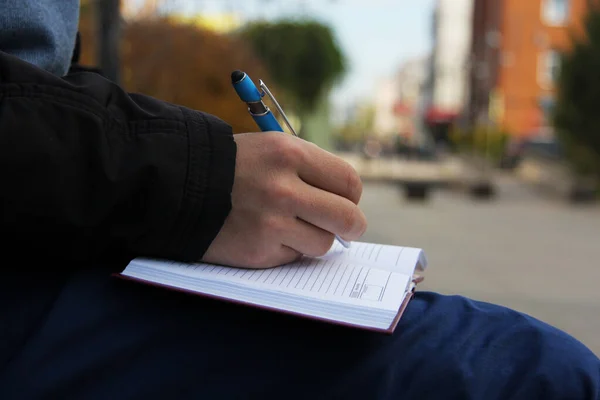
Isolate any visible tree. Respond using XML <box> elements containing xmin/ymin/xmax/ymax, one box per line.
<box><xmin>239</xmin><ymin>20</ymin><xmax>346</xmax><ymax>130</ymax></box>
<box><xmin>553</xmin><ymin>4</ymin><xmax>600</xmax><ymax>178</ymax></box>
<box><xmin>78</xmin><ymin>9</ymin><xmax>274</xmax><ymax>134</ymax></box>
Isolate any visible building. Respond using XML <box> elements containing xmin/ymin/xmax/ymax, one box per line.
<box><xmin>372</xmin><ymin>56</ymin><xmax>429</xmax><ymax>147</ymax></box>
<box><xmin>468</xmin><ymin>0</ymin><xmax>590</xmax><ymax>137</ymax></box>
<box><xmin>395</xmin><ymin>56</ymin><xmax>430</xmax><ymax>145</ymax></box>
<box><xmin>424</xmin><ymin>0</ymin><xmax>475</xmax><ymax>144</ymax></box>
<box><xmin>373</xmin><ymin>75</ymin><xmax>401</xmax><ymax>142</ymax></box>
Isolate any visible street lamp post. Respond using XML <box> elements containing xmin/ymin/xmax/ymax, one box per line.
<box><xmin>96</xmin><ymin>0</ymin><xmax>122</xmax><ymax>84</ymax></box>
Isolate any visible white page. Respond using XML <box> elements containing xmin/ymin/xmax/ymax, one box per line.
<box><xmin>123</xmin><ymin>263</ymin><xmax>398</xmax><ymax>330</ymax></box>
<box><xmin>318</xmin><ymin>241</ymin><xmax>427</xmax><ymax>275</ymax></box>
<box><xmin>248</xmin><ymin>257</ymin><xmax>409</xmax><ymax>311</ymax></box>
<box><xmin>126</xmin><ymin>255</ymin><xmax>411</xmax><ymax>311</ymax></box>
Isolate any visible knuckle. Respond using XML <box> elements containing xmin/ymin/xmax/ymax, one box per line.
<box><xmin>270</xmin><ymin>136</ymin><xmax>305</xmax><ymax>167</ymax></box>
<box><xmin>268</xmin><ymin>183</ymin><xmax>297</xmax><ymax>210</ymax></box>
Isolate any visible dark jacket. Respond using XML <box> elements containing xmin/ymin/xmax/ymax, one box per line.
<box><xmin>0</xmin><ymin>50</ymin><xmax>236</xmax><ymax>264</ymax></box>
<box><xmin>0</xmin><ymin>50</ymin><xmax>236</xmax><ymax>366</ymax></box>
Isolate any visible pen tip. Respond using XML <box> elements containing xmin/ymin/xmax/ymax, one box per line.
<box><xmin>231</xmin><ymin>70</ymin><xmax>245</xmax><ymax>84</ymax></box>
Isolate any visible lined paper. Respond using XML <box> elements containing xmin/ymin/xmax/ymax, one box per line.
<box><xmin>319</xmin><ymin>241</ymin><xmax>426</xmax><ymax>274</ymax></box>
<box><xmin>121</xmin><ymin>241</ymin><xmax>426</xmax><ymax>330</ymax></box>
<box><xmin>135</xmin><ymin>254</ymin><xmax>410</xmax><ymax>310</ymax></box>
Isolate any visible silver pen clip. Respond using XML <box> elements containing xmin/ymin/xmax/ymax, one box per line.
<box><xmin>259</xmin><ymin>80</ymin><xmax>298</xmax><ymax>137</ymax></box>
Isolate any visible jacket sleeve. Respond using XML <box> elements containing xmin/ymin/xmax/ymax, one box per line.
<box><xmin>0</xmin><ymin>51</ymin><xmax>236</xmax><ymax>265</ymax></box>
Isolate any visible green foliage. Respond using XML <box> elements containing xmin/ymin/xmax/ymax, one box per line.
<box><xmin>239</xmin><ymin>19</ymin><xmax>346</xmax><ymax>113</ymax></box>
<box><xmin>450</xmin><ymin>125</ymin><xmax>510</xmax><ymax>163</ymax></box>
<box><xmin>553</xmin><ymin>5</ymin><xmax>600</xmax><ymax>177</ymax></box>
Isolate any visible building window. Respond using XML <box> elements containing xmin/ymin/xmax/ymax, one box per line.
<box><xmin>538</xmin><ymin>50</ymin><xmax>561</xmax><ymax>88</ymax></box>
<box><xmin>542</xmin><ymin>0</ymin><xmax>570</xmax><ymax>25</ymax></box>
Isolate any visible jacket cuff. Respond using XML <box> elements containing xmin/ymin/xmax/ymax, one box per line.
<box><xmin>165</xmin><ymin>107</ymin><xmax>236</xmax><ymax>262</ymax></box>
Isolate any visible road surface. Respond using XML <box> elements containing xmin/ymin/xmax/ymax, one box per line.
<box><xmin>359</xmin><ymin>174</ymin><xmax>600</xmax><ymax>356</ymax></box>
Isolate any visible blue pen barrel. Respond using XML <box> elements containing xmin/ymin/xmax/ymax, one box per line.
<box><xmin>231</xmin><ymin>70</ymin><xmax>285</xmax><ymax>133</ymax></box>
<box><xmin>252</xmin><ymin>113</ymin><xmax>284</xmax><ymax>133</ymax></box>
<box><xmin>231</xmin><ymin>72</ymin><xmax>263</xmax><ymax>103</ymax></box>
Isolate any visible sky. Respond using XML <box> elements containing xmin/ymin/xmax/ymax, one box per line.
<box><xmin>133</xmin><ymin>0</ymin><xmax>436</xmax><ymax>108</ymax></box>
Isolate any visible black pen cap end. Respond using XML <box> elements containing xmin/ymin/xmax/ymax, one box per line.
<box><xmin>231</xmin><ymin>70</ymin><xmax>245</xmax><ymax>84</ymax></box>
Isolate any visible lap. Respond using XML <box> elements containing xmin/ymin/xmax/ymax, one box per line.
<box><xmin>1</xmin><ymin>266</ymin><xmax>598</xmax><ymax>399</ymax></box>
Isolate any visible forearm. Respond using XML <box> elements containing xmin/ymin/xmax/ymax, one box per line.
<box><xmin>0</xmin><ymin>51</ymin><xmax>236</xmax><ymax>264</ymax></box>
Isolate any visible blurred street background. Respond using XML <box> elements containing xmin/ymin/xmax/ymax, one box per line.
<box><xmin>82</xmin><ymin>0</ymin><xmax>599</xmax><ymax>354</ymax></box>
<box><xmin>360</xmin><ymin>178</ymin><xmax>600</xmax><ymax>356</ymax></box>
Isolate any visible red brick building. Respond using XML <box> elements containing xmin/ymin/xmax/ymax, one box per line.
<box><xmin>468</xmin><ymin>0</ymin><xmax>590</xmax><ymax>137</ymax></box>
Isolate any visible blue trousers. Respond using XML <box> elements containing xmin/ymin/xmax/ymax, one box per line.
<box><xmin>1</xmin><ymin>266</ymin><xmax>598</xmax><ymax>399</ymax></box>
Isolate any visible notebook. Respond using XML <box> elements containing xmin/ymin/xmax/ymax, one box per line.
<box><xmin>119</xmin><ymin>241</ymin><xmax>428</xmax><ymax>333</ymax></box>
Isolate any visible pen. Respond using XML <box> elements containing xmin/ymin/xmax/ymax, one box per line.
<box><xmin>231</xmin><ymin>70</ymin><xmax>351</xmax><ymax>249</ymax></box>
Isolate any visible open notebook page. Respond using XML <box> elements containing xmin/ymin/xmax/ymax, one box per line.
<box><xmin>319</xmin><ymin>241</ymin><xmax>427</xmax><ymax>275</ymax></box>
<box><xmin>125</xmin><ymin>252</ymin><xmax>414</xmax><ymax>312</ymax></box>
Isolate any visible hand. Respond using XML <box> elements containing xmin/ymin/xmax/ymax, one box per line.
<box><xmin>202</xmin><ymin>132</ymin><xmax>367</xmax><ymax>268</ymax></box>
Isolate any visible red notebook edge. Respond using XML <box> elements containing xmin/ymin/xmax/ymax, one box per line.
<box><xmin>384</xmin><ymin>289</ymin><xmax>415</xmax><ymax>334</ymax></box>
<box><xmin>112</xmin><ymin>273</ymin><xmax>424</xmax><ymax>335</ymax></box>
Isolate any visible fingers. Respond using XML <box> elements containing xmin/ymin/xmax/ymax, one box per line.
<box><xmin>295</xmin><ymin>141</ymin><xmax>363</xmax><ymax>205</ymax></box>
<box><xmin>255</xmin><ymin>133</ymin><xmax>362</xmax><ymax>205</ymax></box>
<box><xmin>280</xmin><ymin>217</ymin><xmax>336</xmax><ymax>257</ymax></box>
<box><xmin>293</xmin><ymin>183</ymin><xmax>367</xmax><ymax>241</ymax></box>
<box><xmin>220</xmin><ymin>132</ymin><xmax>367</xmax><ymax>270</ymax></box>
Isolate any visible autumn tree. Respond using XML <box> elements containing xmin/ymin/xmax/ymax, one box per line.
<box><xmin>78</xmin><ymin>6</ymin><xmax>275</xmax><ymax>133</ymax></box>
